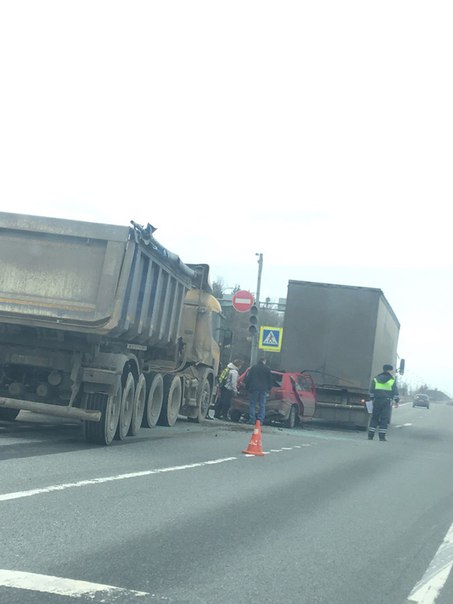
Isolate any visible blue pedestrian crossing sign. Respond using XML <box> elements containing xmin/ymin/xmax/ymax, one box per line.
<box><xmin>258</xmin><ymin>326</ymin><xmax>283</xmax><ymax>352</ymax></box>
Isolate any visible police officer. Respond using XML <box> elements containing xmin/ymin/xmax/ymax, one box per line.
<box><xmin>368</xmin><ymin>364</ymin><xmax>400</xmax><ymax>442</ymax></box>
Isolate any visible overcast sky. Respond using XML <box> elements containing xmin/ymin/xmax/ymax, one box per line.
<box><xmin>0</xmin><ymin>1</ymin><xmax>452</xmax><ymax>395</ymax></box>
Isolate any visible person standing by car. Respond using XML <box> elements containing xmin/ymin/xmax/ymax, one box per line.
<box><xmin>244</xmin><ymin>357</ymin><xmax>273</xmax><ymax>425</ymax></box>
<box><xmin>214</xmin><ymin>359</ymin><xmax>242</xmax><ymax>420</ymax></box>
<box><xmin>368</xmin><ymin>364</ymin><xmax>400</xmax><ymax>442</ymax></box>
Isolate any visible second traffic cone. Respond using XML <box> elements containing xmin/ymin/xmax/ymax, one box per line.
<box><xmin>242</xmin><ymin>420</ymin><xmax>264</xmax><ymax>456</ymax></box>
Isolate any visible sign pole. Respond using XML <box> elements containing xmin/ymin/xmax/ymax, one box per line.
<box><xmin>250</xmin><ymin>253</ymin><xmax>263</xmax><ymax>366</ymax></box>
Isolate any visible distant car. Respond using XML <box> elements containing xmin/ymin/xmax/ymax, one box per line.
<box><xmin>413</xmin><ymin>394</ymin><xmax>430</xmax><ymax>409</ymax></box>
<box><xmin>229</xmin><ymin>369</ymin><xmax>316</xmax><ymax>428</ymax></box>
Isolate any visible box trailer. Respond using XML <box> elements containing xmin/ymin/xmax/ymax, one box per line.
<box><xmin>280</xmin><ymin>280</ymin><xmax>403</xmax><ymax>428</ymax></box>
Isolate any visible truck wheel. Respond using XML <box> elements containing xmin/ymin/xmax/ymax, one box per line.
<box><xmin>229</xmin><ymin>409</ymin><xmax>242</xmax><ymax>423</ymax></box>
<box><xmin>158</xmin><ymin>375</ymin><xmax>182</xmax><ymax>427</ymax></box>
<box><xmin>142</xmin><ymin>373</ymin><xmax>163</xmax><ymax>428</ymax></box>
<box><xmin>0</xmin><ymin>408</ymin><xmax>20</xmax><ymax>421</ymax></box>
<box><xmin>285</xmin><ymin>405</ymin><xmax>298</xmax><ymax>429</ymax></box>
<box><xmin>193</xmin><ymin>377</ymin><xmax>212</xmax><ymax>423</ymax></box>
<box><xmin>84</xmin><ymin>388</ymin><xmax>121</xmax><ymax>446</ymax></box>
<box><xmin>115</xmin><ymin>372</ymin><xmax>135</xmax><ymax>440</ymax></box>
<box><xmin>129</xmin><ymin>373</ymin><xmax>146</xmax><ymax>436</ymax></box>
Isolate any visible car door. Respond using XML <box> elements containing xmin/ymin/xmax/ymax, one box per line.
<box><xmin>291</xmin><ymin>373</ymin><xmax>316</xmax><ymax>419</ymax></box>
<box><xmin>265</xmin><ymin>372</ymin><xmax>284</xmax><ymax>415</ymax></box>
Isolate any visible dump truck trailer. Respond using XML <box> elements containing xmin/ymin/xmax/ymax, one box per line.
<box><xmin>280</xmin><ymin>280</ymin><xmax>403</xmax><ymax>428</ymax></box>
<box><xmin>0</xmin><ymin>212</ymin><xmax>222</xmax><ymax>444</ymax></box>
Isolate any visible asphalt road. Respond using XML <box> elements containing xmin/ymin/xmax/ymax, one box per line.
<box><xmin>1</xmin><ymin>402</ymin><xmax>453</xmax><ymax>604</ymax></box>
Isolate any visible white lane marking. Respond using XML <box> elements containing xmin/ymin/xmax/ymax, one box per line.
<box><xmin>408</xmin><ymin>522</ymin><xmax>453</xmax><ymax>603</ymax></box>
<box><xmin>0</xmin><ymin>443</ymin><xmax>310</xmax><ymax>503</ymax></box>
<box><xmin>0</xmin><ymin>457</ymin><xmax>237</xmax><ymax>503</ymax></box>
<box><xmin>394</xmin><ymin>423</ymin><xmax>413</xmax><ymax>428</ymax></box>
<box><xmin>0</xmin><ymin>569</ymin><xmax>148</xmax><ymax>598</ymax></box>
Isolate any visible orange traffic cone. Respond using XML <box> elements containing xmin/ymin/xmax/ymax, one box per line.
<box><xmin>242</xmin><ymin>420</ymin><xmax>264</xmax><ymax>456</ymax></box>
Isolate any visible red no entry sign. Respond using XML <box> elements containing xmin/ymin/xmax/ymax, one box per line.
<box><xmin>232</xmin><ymin>290</ymin><xmax>255</xmax><ymax>312</ymax></box>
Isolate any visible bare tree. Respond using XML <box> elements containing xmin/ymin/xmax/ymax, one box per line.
<box><xmin>212</xmin><ymin>278</ymin><xmax>225</xmax><ymax>299</ymax></box>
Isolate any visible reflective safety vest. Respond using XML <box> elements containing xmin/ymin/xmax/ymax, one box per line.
<box><xmin>373</xmin><ymin>377</ymin><xmax>395</xmax><ymax>391</ymax></box>
<box><xmin>218</xmin><ymin>367</ymin><xmax>230</xmax><ymax>388</ymax></box>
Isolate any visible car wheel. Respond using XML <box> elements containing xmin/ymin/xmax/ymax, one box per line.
<box><xmin>285</xmin><ymin>405</ymin><xmax>298</xmax><ymax>429</ymax></box>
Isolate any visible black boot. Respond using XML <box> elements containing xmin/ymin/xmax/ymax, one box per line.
<box><xmin>379</xmin><ymin>434</ymin><xmax>387</xmax><ymax>442</ymax></box>
<box><xmin>368</xmin><ymin>431</ymin><xmax>374</xmax><ymax>440</ymax></box>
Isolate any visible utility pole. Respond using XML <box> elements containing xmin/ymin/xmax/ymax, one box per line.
<box><xmin>250</xmin><ymin>253</ymin><xmax>263</xmax><ymax>366</ymax></box>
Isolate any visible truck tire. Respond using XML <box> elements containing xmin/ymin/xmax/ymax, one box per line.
<box><xmin>129</xmin><ymin>373</ymin><xmax>146</xmax><ymax>436</ymax></box>
<box><xmin>192</xmin><ymin>376</ymin><xmax>212</xmax><ymax>423</ymax></box>
<box><xmin>142</xmin><ymin>372</ymin><xmax>163</xmax><ymax>428</ymax></box>
<box><xmin>84</xmin><ymin>388</ymin><xmax>121</xmax><ymax>445</ymax></box>
<box><xmin>158</xmin><ymin>375</ymin><xmax>182</xmax><ymax>427</ymax></box>
<box><xmin>285</xmin><ymin>405</ymin><xmax>298</xmax><ymax>429</ymax></box>
<box><xmin>115</xmin><ymin>372</ymin><xmax>135</xmax><ymax>441</ymax></box>
<box><xmin>0</xmin><ymin>408</ymin><xmax>20</xmax><ymax>422</ymax></box>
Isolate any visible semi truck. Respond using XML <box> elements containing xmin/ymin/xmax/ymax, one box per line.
<box><xmin>0</xmin><ymin>212</ymin><xmax>223</xmax><ymax>444</ymax></box>
<box><xmin>280</xmin><ymin>280</ymin><xmax>404</xmax><ymax>428</ymax></box>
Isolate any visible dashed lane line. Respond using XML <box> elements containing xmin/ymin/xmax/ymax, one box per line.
<box><xmin>0</xmin><ymin>446</ymin><xmax>314</xmax><ymax>502</ymax></box>
<box><xmin>0</xmin><ymin>458</ymin><xmax>238</xmax><ymax>503</ymax></box>
<box><xmin>0</xmin><ymin>569</ymin><xmax>148</xmax><ymax>599</ymax></box>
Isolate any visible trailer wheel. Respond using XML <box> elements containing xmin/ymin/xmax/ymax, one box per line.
<box><xmin>158</xmin><ymin>375</ymin><xmax>182</xmax><ymax>427</ymax></box>
<box><xmin>142</xmin><ymin>373</ymin><xmax>163</xmax><ymax>428</ymax></box>
<box><xmin>0</xmin><ymin>408</ymin><xmax>20</xmax><ymax>422</ymax></box>
<box><xmin>84</xmin><ymin>387</ymin><xmax>121</xmax><ymax>446</ymax></box>
<box><xmin>285</xmin><ymin>405</ymin><xmax>298</xmax><ymax>429</ymax></box>
<box><xmin>115</xmin><ymin>372</ymin><xmax>135</xmax><ymax>440</ymax></box>
<box><xmin>129</xmin><ymin>373</ymin><xmax>146</xmax><ymax>436</ymax></box>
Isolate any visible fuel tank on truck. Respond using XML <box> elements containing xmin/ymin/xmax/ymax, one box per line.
<box><xmin>280</xmin><ymin>280</ymin><xmax>401</xmax><ymax>391</ymax></box>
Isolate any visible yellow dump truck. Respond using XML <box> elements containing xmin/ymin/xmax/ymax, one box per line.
<box><xmin>0</xmin><ymin>212</ymin><xmax>222</xmax><ymax>444</ymax></box>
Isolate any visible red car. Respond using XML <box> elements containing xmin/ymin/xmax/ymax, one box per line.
<box><xmin>229</xmin><ymin>369</ymin><xmax>316</xmax><ymax>428</ymax></box>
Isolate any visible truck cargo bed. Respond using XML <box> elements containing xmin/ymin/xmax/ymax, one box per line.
<box><xmin>0</xmin><ymin>213</ymin><xmax>194</xmax><ymax>347</ymax></box>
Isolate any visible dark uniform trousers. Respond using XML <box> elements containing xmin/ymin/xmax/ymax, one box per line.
<box><xmin>214</xmin><ymin>387</ymin><xmax>233</xmax><ymax>419</ymax></box>
<box><xmin>368</xmin><ymin>398</ymin><xmax>392</xmax><ymax>440</ymax></box>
